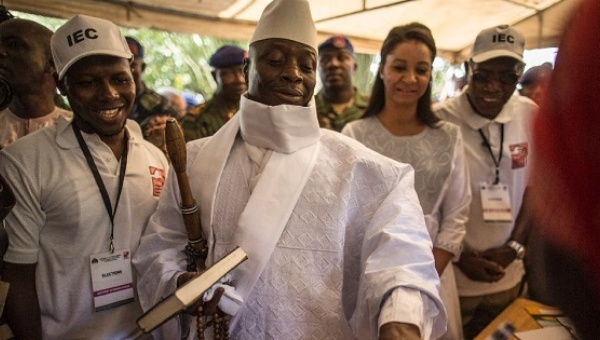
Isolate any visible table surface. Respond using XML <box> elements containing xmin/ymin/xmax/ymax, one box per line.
<box><xmin>474</xmin><ymin>298</ymin><xmax>557</xmax><ymax>340</ymax></box>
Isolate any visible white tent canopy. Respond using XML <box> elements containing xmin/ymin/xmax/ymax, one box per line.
<box><xmin>5</xmin><ymin>0</ymin><xmax>581</xmax><ymax>61</ymax></box>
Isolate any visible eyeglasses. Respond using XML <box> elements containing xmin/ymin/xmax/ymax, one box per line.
<box><xmin>472</xmin><ymin>71</ymin><xmax>520</xmax><ymax>86</ymax></box>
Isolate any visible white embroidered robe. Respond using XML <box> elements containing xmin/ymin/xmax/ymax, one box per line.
<box><xmin>134</xmin><ymin>98</ymin><xmax>446</xmax><ymax>339</ymax></box>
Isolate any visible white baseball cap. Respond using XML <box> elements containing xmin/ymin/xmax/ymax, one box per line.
<box><xmin>250</xmin><ymin>0</ymin><xmax>318</xmax><ymax>51</ymax></box>
<box><xmin>470</xmin><ymin>25</ymin><xmax>525</xmax><ymax>64</ymax></box>
<box><xmin>51</xmin><ymin>14</ymin><xmax>133</xmax><ymax>80</ymax></box>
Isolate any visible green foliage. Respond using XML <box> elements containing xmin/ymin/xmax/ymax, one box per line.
<box><xmin>13</xmin><ymin>11</ymin><xmax>65</xmax><ymax>29</ymax></box>
<box><xmin>122</xmin><ymin>28</ymin><xmax>247</xmax><ymax>98</ymax></box>
<box><xmin>353</xmin><ymin>53</ymin><xmax>377</xmax><ymax>95</ymax></box>
<box><xmin>13</xmin><ymin>11</ymin><xmax>455</xmax><ymax>102</ymax></box>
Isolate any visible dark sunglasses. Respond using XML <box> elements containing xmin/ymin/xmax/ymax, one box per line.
<box><xmin>472</xmin><ymin>71</ymin><xmax>520</xmax><ymax>86</ymax></box>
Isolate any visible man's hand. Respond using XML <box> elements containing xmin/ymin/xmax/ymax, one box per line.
<box><xmin>380</xmin><ymin>322</ymin><xmax>421</xmax><ymax>340</ymax></box>
<box><xmin>457</xmin><ymin>252</ymin><xmax>505</xmax><ymax>282</ymax></box>
<box><xmin>176</xmin><ymin>271</ymin><xmax>197</xmax><ymax>287</ymax></box>
<box><xmin>143</xmin><ymin>115</ymin><xmax>169</xmax><ymax>150</ymax></box>
<box><xmin>144</xmin><ymin>115</ymin><xmax>169</xmax><ymax>136</ymax></box>
<box><xmin>176</xmin><ymin>272</ymin><xmax>225</xmax><ymax>315</ymax></box>
<box><xmin>480</xmin><ymin>245</ymin><xmax>517</xmax><ymax>268</ymax></box>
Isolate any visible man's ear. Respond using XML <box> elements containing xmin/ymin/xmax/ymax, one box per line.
<box><xmin>242</xmin><ymin>57</ymin><xmax>250</xmax><ymax>84</ymax></box>
<box><xmin>45</xmin><ymin>55</ymin><xmax>57</xmax><ymax>75</ymax></box>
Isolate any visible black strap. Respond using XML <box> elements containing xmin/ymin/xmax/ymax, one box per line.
<box><xmin>72</xmin><ymin>123</ymin><xmax>128</xmax><ymax>253</ymax></box>
<box><xmin>478</xmin><ymin>124</ymin><xmax>504</xmax><ymax>185</ymax></box>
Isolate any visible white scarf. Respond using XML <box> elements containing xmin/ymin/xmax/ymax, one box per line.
<box><xmin>239</xmin><ymin>97</ymin><xmax>321</xmax><ymax>154</ymax></box>
<box><xmin>195</xmin><ymin>96</ymin><xmax>321</xmax><ymax>316</ymax></box>
<box><xmin>240</xmin><ymin>97</ymin><xmax>321</xmax><ymax>191</ymax></box>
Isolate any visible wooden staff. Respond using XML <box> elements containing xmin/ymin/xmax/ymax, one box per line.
<box><xmin>165</xmin><ymin>119</ymin><xmax>229</xmax><ymax>340</ymax></box>
<box><xmin>164</xmin><ymin>118</ymin><xmax>207</xmax><ymax>272</ymax></box>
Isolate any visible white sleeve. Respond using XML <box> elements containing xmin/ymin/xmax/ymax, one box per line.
<box><xmin>349</xmin><ymin>165</ymin><xmax>447</xmax><ymax>339</ymax></box>
<box><xmin>132</xmin><ymin>165</ymin><xmax>189</xmax><ymax>338</ymax></box>
<box><xmin>378</xmin><ymin>286</ymin><xmax>445</xmax><ymax>339</ymax></box>
<box><xmin>434</xmin><ymin>130</ymin><xmax>471</xmax><ymax>260</ymax></box>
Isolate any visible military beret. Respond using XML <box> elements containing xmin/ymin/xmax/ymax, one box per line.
<box><xmin>208</xmin><ymin>45</ymin><xmax>247</xmax><ymax>69</ymax></box>
<box><xmin>125</xmin><ymin>36</ymin><xmax>144</xmax><ymax>59</ymax></box>
<box><xmin>318</xmin><ymin>35</ymin><xmax>354</xmax><ymax>54</ymax></box>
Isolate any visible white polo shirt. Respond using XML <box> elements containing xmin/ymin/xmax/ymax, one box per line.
<box><xmin>434</xmin><ymin>89</ymin><xmax>537</xmax><ymax>296</ymax></box>
<box><xmin>0</xmin><ymin>117</ymin><xmax>168</xmax><ymax>339</ymax></box>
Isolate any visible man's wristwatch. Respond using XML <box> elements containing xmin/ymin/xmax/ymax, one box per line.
<box><xmin>507</xmin><ymin>240</ymin><xmax>526</xmax><ymax>260</ymax></box>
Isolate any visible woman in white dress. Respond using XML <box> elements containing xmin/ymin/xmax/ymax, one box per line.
<box><xmin>342</xmin><ymin>23</ymin><xmax>471</xmax><ymax>340</ymax></box>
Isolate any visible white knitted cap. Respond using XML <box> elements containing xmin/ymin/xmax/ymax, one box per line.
<box><xmin>250</xmin><ymin>0</ymin><xmax>318</xmax><ymax>51</ymax></box>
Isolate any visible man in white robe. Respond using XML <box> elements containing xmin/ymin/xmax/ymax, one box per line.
<box><xmin>133</xmin><ymin>0</ymin><xmax>446</xmax><ymax>339</ymax></box>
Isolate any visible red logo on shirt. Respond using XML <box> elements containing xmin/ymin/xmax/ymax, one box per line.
<box><xmin>149</xmin><ymin>166</ymin><xmax>166</xmax><ymax>197</ymax></box>
<box><xmin>510</xmin><ymin>142</ymin><xmax>528</xmax><ymax>169</ymax></box>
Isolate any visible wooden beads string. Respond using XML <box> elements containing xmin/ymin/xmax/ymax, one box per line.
<box><xmin>186</xmin><ymin>243</ymin><xmax>229</xmax><ymax>340</ymax></box>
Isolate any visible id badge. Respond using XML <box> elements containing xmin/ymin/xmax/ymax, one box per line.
<box><xmin>90</xmin><ymin>249</ymin><xmax>134</xmax><ymax>312</ymax></box>
<box><xmin>480</xmin><ymin>183</ymin><xmax>513</xmax><ymax>222</ymax></box>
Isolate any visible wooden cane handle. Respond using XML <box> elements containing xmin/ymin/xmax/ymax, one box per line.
<box><xmin>165</xmin><ymin>118</ymin><xmax>186</xmax><ymax>175</ymax></box>
<box><xmin>164</xmin><ymin>118</ymin><xmax>204</xmax><ymax>244</ymax></box>
<box><xmin>165</xmin><ymin>119</ymin><xmax>194</xmax><ymax>205</ymax></box>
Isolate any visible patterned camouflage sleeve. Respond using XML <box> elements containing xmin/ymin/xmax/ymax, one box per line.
<box><xmin>315</xmin><ymin>89</ymin><xmax>369</xmax><ymax>132</ymax></box>
<box><xmin>136</xmin><ymin>89</ymin><xmax>184</xmax><ymax>129</ymax></box>
<box><xmin>180</xmin><ymin>104</ymin><xmax>207</xmax><ymax>142</ymax></box>
<box><xmin>180</xmin><ymin>100</ymin><xmax>233</xmax><ymax>142</ymax></box>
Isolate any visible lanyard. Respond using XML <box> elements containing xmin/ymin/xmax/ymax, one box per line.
<box><xmin>478</xmin><ymin>124</ymin><xmax>504</xmax><ymax>185</ymax></box>
<box><xmin>72</xmin><ymin>124</ymin><xmax>129</xmax><ymax>253</ymax></box>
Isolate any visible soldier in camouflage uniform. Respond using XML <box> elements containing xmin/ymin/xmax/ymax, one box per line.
<box><xmin>315</xmin><ymin>35</ymin><xmax>369</xmax><ymax>132</ymax></box>
<box><xmin>315</xmin><ymin>88</ymin><xmax>369</xmax><ymax>132</ymax></box>
<box><xmin>126</xmin><ymin>37</ymin><xmax>182</xmax><ymax>129</ymax></box>
<box><xmin>181</xmin><ymin>45</ymin><xmax>247</xmax><ymax>141</ymax></box>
